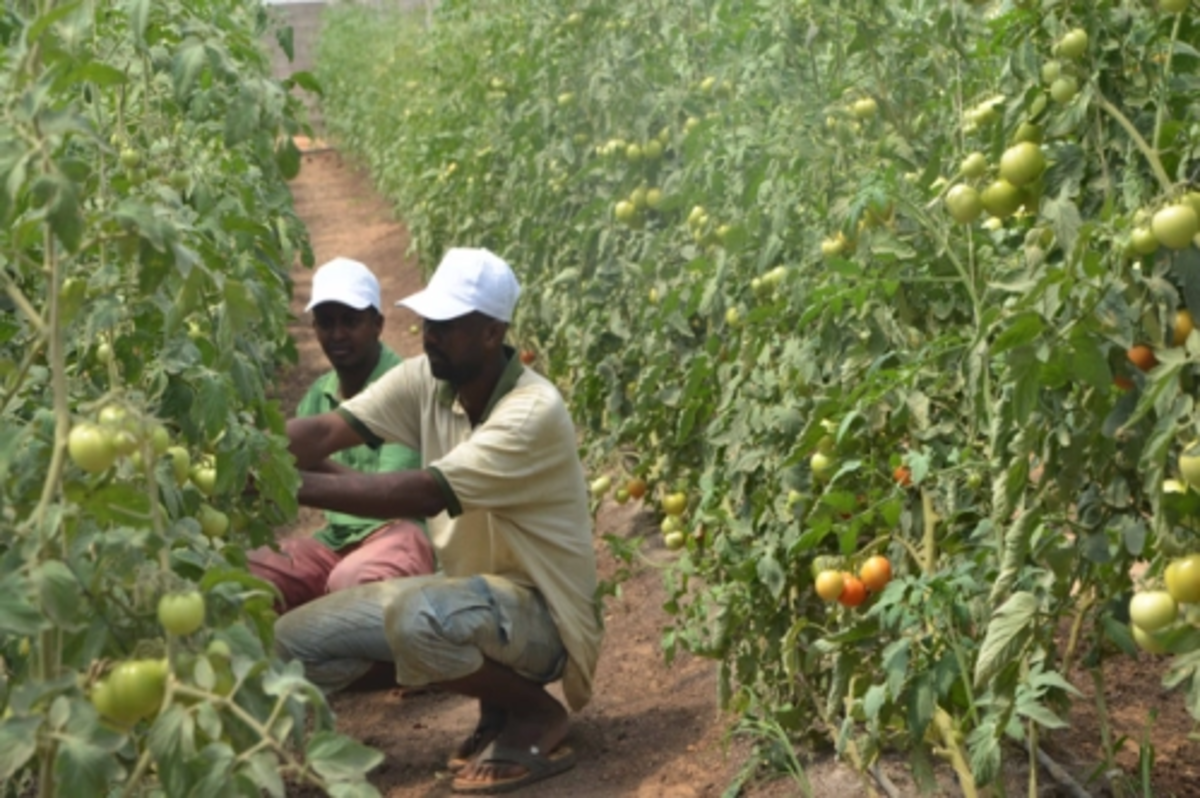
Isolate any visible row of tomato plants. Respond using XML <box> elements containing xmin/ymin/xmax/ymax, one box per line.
<box><xmin>0</xmin><ymin>2</ymin><xmax>381</xmax><ymax>795</ymax></box>
<box><xmin>317</xmin><ymin>0</ymin><xmax>1200</xmax><ymax>790</ymax></box>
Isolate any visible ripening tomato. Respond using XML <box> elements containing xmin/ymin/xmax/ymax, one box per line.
<box><xmin>838</xmin><ymin>574</ymin><xmax>867</xmax><ymax>607</ymax></box>
<box><xmin>893</xmin><ymin>466</ymin><xmax>912</xmax><ymax>487</ymax></box>
<box><xmin>1127</xmin><ymin>345</ymin><xmax>1158</xmax><ymax>373</ymax></box>
<box><xmin>859</xmin><ymin>556</ymin><xmax>893</xmax><ymax>592</ymax></box>
<box><xmin>519</xmin><ymin>349</ymin><xmax>536</xmax><ymax>365</ymax></box>
<box><xmin>626</xmin><ymin>478</ymin><xmax>647</xmax><ymax>500</ymax></box>
<box><xmin>1173</xmin><ymin>309</ymin><xmax>1194</xmax><ymax>347</ymax></box>
<box><xmin>662</xmin><ymin>492</ymin><xmax>687</xmax><ymax>516</ymax></box>
<box><xmin>815</xmin><ymin>570</ymin><xmax>844</xmax><ymax>602</ymax></box>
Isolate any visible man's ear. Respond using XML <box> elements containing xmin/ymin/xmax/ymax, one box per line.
<box><xmin>486</xmin><ymin>320</ymin><xmax>509</xmax><ymax>348</ymax></box>
<box><xmin>374</xmin><ymin>309</ymin><xmax>386</xmax><ymax>334</ymax></box>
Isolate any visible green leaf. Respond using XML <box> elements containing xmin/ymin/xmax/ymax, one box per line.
<box><xmin>276</xmin><ymin>136</ymin><xmax>301</xmax><ymax>180</ymax></box>
<box><xmin>756</xmin><ymin>553</ymin><xmax>786</xmax><ymax>601</ymax></box>
<box><xmin>862</xmin><ymin>684</ymin><xmax>887</xmax><ymax>721</ymax></box>
<box><xmin>0</xmin><ymin>716</ymin><xmax>41</xmax><ymax>780</ymax></box>
<box><xmin>172</xmin><ymin>39</ymin><xmax>206</xmax><ymax>101</ymax></box>
<box><xmin>974</xmin><ymin>591</ymin><xmax>1038</xmax><ymax>689</ymax></box>
<box><xmin>33</xmin><ymin>560</ymin><xmax>84</xmax><ymax>631</ymax></box>
<box><xmin>0</xmin><ymin>574</ymin><xmax>46</xmax><ymax>636</ymax></box>
<box><xmin>52</xmin><ymin>712</ymin><xmax>125</xmax><ymax>796</ymax></box>
<box><xmin>306</xmin><ymin>730</ymin><xmax>384</xmax><ymax>782</ymax></box>
<box><xmin>276</xmin><ymin>25</ymin><xmax>296</xmax><ymax>63</ymax></box>
<box><xmin>991</xmin><ymin>312</ymin><xmax>1044</xmax><ymax>355</ymax></box>
<box><xmin>1068</xmin><ymin>330</ymin><xmax>1110</xmax><ymax>390</ymax></box>
<box><xmin>125</xmin><ymin>0</ymin><xmax>150</xmax><ymax>45</ymax></box>
<box><xmin>241</xmin><ymin>750</ymin><xmax>286</xmax><ymax>797</ymax></box>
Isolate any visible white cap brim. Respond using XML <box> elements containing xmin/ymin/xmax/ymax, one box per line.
<box><xmin>305</xmin><ymin>292</ymin><xmax>376</xmax><ymax>313</ymax></box>
<box><xmin>395</xmin><ymin>289</ymin><xmax>478</xmax><ymax>321</ymax></box>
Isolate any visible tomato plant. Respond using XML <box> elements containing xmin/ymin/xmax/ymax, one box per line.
<box><xmin>0</xmin><ymin>2</ymin><xmax>381</xmax><ymax>795</ymax></box>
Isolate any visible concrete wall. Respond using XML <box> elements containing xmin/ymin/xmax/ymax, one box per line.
<box><xmin>261</xmin><ymin>1</ymin><xmax>434</xmax><ymax>133</ymax></box>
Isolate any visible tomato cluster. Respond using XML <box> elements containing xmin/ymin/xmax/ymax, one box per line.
<box><xmin>1129</xmin><ymin>554</ymin><xmax>1200</xmax><ymax>654</ymax></box>
<box><xmin>814</xmin><ymin>555</ymin><xmax>893</xmax><ymax>609</ymax></box>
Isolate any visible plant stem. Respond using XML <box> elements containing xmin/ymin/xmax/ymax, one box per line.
<box><xmin>1096</xmin><ymin>95</ymin><xmax>1172</xmax><ymax>194</ymax></box>
<box><xmin>1060</xmin><ymin>590</ymin><xmax>1095</xmax><ymax>676</ymax></box>
<box><xmin>920</xmin><ymin>488</ymin><xmax>937</xmax><ymax>574</ymax></box>
<box><xmin>1028</xmin><ymin>720</ymin><xmax>1038</xmax><ymax>798</ymax></box>
<box><xmin>1090</xmin><ymin>667</ymin><xmax>1117</xmax><ymax>773</ymax></box>
<box><xmin>1151</xmin><ymin>14</ymin><xmax>1182</xmax><ymax>164</ymax></box>
<box><xmin>933</xmin><ymin>706</ymin><xmax>977</xmax><ymax>798</ymax></box>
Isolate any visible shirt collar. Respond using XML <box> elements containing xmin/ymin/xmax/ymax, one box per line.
<box><xmin>321</xmin><ymin>345</ymin><xmax>401</xmax><ymax>405</ymax></box>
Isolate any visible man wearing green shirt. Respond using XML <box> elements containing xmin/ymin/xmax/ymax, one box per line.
<box><xmin>249</xmin><ymin>257</ymin><xmax>435</xmax><ymax>611</ymax></box>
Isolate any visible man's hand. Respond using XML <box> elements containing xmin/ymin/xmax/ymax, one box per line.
<box><xmin>287</xmin><ymin>413</ymin><xmax>363</xmax><ymax>470</ymax></box>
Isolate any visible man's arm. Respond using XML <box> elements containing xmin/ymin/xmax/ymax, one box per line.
<box><xmin>287</xmin><ymin>413</ymin><xmax>364</xmax><ymax>470</ymax></box>
<box><xmin>298</xmin><ymin>468</ymin><xmax>448</xmax><ymax>520</ymax></box>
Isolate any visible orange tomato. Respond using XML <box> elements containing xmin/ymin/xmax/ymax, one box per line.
<box><xmin>838</xmin><ymin>574</ymin><xmax>867</xmax><ymax>607</ymax></box>
<box><xmin>519</xmin><ymin>349</ymin><xmax>536</xmax><ymax>365</ymax></box>
<box><xmin>893</xmin><ymin>465</ymin><xmax>912</xmax><ymax>487</ymax></box>
<box><xmin>1127</xmin><ymin>345</ymin><xmax>1158</xmax><ymax>372</ymax></box>
<box><xmin>626</xmin><ymin>478</ymin><xmax>647</xmax><ymax>500</ymax></box>
<box><xmin>859</xmin><ymin>555</ymin><xmax>893</xmax><ymax>592</ymax></box>
<box><xmin>1113</xmin><ymin>375</ymin><xmax>1134</xmax><ymax>392</ymax></box>
<box><xmin>815</xmin><ymin>570</ymin><xmax>844</xmax><ymax>602</ymax></box>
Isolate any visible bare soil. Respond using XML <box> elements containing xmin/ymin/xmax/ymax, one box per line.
<box><xmin>279</xmin><ymin>148</ymin><xmax>1199</xmax><ymax>797</ymax></box>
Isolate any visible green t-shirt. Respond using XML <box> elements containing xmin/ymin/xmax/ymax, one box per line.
<box><xmin>296</xmin><ymin>345</ymin><xmax>424</xmax><ymax>550</ymax></box>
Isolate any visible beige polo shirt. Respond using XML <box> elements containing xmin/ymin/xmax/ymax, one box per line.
<box><xmin>336</xmin><ymin>352</ymin><xmax>603</xmax><ymax>711</ymax></box>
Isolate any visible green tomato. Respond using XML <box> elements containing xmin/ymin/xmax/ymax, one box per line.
<box><xmin>166</xmin><ymin>446</ymin><xmax>190</xmax><ymax>486</ymax></box>
<box><xmin>1056</xmin><ymin>28</ymin><xmax>1088</xmax><ymax>59</ymax></box>
<box><xmin>68</xmin><ymin>423</ymin><xmax>117</xmax><ymax>474</ymax></box>
<box><xmin>158</xmin><ymin>591</ymin><xmax>206</xmax><ymax>636</ymax></box>
<box><xmin>1152</xmin><ymin>205</ymin><xmax>1199</xmax><ymax>250</ymax></box>
<box><xmin>662</xmin><ymin>492</ymin><xmax>687</xmax><ymax>516</ymax></box>
<box><xmin>1132</xmin><ymin>624</ymin><xmax>1168</xmax><ymax>655</ymax></box>
<box><xmin>198</xmin><ymin>504</ymin><xmax>230</xmax><ymax>538</ymax></box>
<box><xmin>190</xmin><ymin>461</ymin><xmax>217</xmax><ymax>496</ymax></box>
<box><xmin>998</xmin><ymin>142</ymin><xmax>1045</xmax><ymax>188</ymax></box>
<box><xmin>945</xmin><ymin>185</ymin><xmax>983</xmax><ymax>224</ymax></box>
<box><xmin>960</xmin><ymin>152</ymin><xmax>987</xmax><ymax>179</ymax></box>
<box><xmin>148</xmin><ymin>424</ymin><xmax>171</xmax><ymax>456</ymax></box>
<box><xmin>1129</xmin><ymin>590</ymin><xmax>1178</xmax><ymax>632</ymax></box>
<box><xmin>810</xmin><ymin>452</ymin><xmax>836</xmax><ymax>480</ymax></box>
<box><xmin>1165</xmin><ymin>555</ymin><xmax>1200</xmax><ymax>604</ymax></box>
<box><xmin>1049</xmin><ymin>77</ymin><xmax>1078</xmax><ymax>104</ymax></box>
<box><xmin>664</xmin><ymin>531</ymin><xmax>686</xmax><ymax>550</ymax></box>
<box><xmin>589</xmin><ymin>475</ymin><xmax>612</xmax><ymax>497</ymax></box>
<box><xmin>106</xmin><ymin>659</ymin><xmax>168</xmax><ymax>721</ymax></box>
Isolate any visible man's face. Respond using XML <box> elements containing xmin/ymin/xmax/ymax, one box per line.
<box><xmin>312</xmin><ymin>302</ymin><xmax>382</xmax><ymax>371</ymax></box>
<box><xmin>422</xmin><ymin>312</ymin><xmax>501</xmax><ymax>384</ymax></box>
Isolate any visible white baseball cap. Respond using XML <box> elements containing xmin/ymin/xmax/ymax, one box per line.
<box><xmin>305</xmin><ymin>257</ymin><xmax>382</xmax><ymax>313</ymax></box>
<box><xmin>396</xmin><ymin>247</ymin><xmax>521</xmax><ymax>323</ymax></box>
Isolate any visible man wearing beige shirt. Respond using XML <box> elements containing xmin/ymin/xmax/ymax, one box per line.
<box><xmin>276</xmin><ymin>247</ymin><xmax>603</xmax><ymax>794</ymax></box>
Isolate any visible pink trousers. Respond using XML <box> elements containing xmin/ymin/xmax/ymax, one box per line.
<box><xmin>248</xmin><ymin>520</ymin><xmax>436</xmax><ymax>612</ymax></box>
